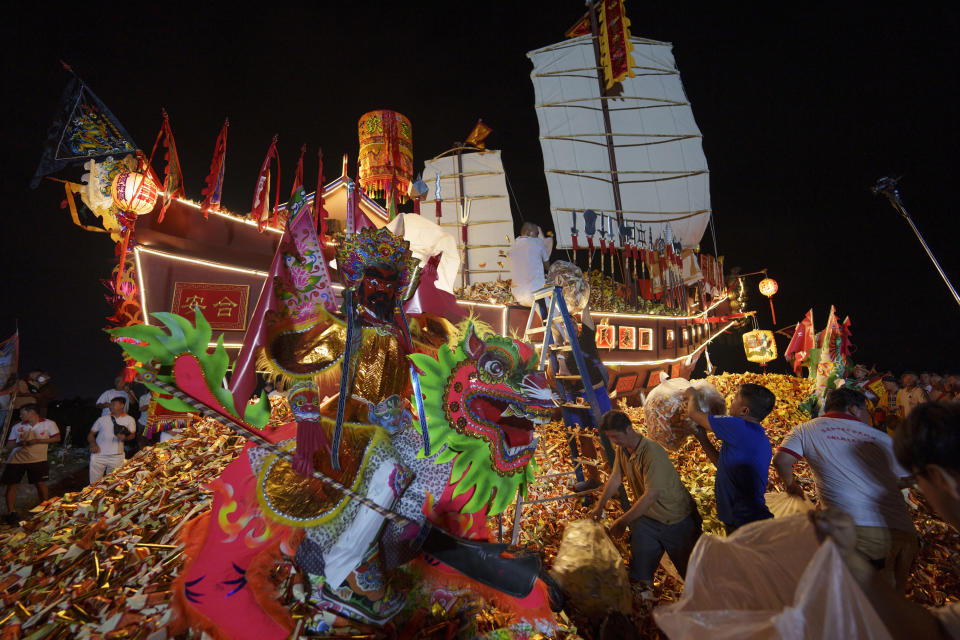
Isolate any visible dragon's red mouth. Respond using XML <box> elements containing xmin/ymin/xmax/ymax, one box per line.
<box><xmin>467</xmin><ymin>395</ymin><xmax>551</xmax><ymax>451</ymax></box>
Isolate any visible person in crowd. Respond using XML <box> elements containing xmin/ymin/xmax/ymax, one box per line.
<box><xmin>773</xmin><ymin>387</ymin><xmax>917</xmax><ymax>592</ymax></box>
<box><xmin>684</xmin><ymin>383</ymin><xmax>776</xmax><ymax>534</ymax></box>
<box><xmin>947</xmin><ymin>374</ymin><xmax>960</xmax><ymax>402</ymax></box>
<box><xmin>875</xmin><ymin>374</ymin><xmax>903</xmax><ymax>434</ymax></box>
<box><xmin>813</xmin><ymin>402</ymin><xmax>960</xmax><ymax>639</ymax></box>
<box><xmin>507</xmin><ymin>222</ymin><xmax>553</xmax><ymax>307</ymax></box>
<box><xmin>12</xmin><ymin>371</ymin><xmax>55</xmax><ymax>418</ymax></box>
<box><xmin>2</xmin><ymin>404</ymin><xmax>59</xmax><ymax>526</ymax></box>
<box><xmin>589</xmin><ymin>410</ymin><xmax>702</xmax><ymax>591</ymax></box>
<box><xmin>264</xmin><ymin>381</ymin><xmax>283</xmax><ymax>399</ymax></box>
<box><xmin>95</xmin><ymin>376</ymin><xmax>137</xmax><ymax>416</ymax></box>
<box><xmin>930</xmin><ymin>381</ymin><xmax>951</xmax><ymax>403</ymax></box>
<box><xmin>88</xmin><ymin>397</ymin><xmax>136</xmax><ymax>484</ymax></box>
<box><xmin>137</xmin><ymin>389</ymin><xmax>152</xmax><ymax>446</ymax></box>
<box><xmin>898</xmin><ymin>372</ymin><xmax>928</xmax><ymax>419</ymax></box>
<box><xmin>920</xmin><ymin>372</ymin><xmax>933</xmax><ymax>395</ymax></box>
<box><xmin>852</xmin><ymin>364</ymin><xmax>871</xmax><ymax>383</ymax></box>
<box><xmin>12</xmin><ymin>371</ymin><xmax>44</xmax><ymax>411</ymax></box>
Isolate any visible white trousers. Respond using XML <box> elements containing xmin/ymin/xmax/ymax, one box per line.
<box><xmin>89</xmin><ymin>453</ymin><xmax>125</xmax><ymax>484</ymax></box>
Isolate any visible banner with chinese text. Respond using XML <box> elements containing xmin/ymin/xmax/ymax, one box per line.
<box><xmin>171</xmin><ymin>282</ymin><xmax>249</xmax><ymax>331</ymax></box>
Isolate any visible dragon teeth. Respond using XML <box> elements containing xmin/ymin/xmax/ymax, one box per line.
<box><xmin>503</xmin><ymin>404</ymin><xmax>525</xmax><ymax>417</ymax></box>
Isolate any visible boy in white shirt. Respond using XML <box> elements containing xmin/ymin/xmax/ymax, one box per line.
<box><xmin>88</xmin><ymin>397</ymin><xmax>136</xmax><ymax>484</ymax></box>
<box><xmin>3</xmin><ymin>404</ymin><xmax>59</xmax><ymax>525</ymax></box>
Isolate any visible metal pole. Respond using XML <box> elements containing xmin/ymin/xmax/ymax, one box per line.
<box><xmin>456</xmin><ymin>145</ymin><xmax>469</xmax><ymax>290</ymax></box>
<box><xmin>587</xmin><ymin>1</ymin><xmax>634</xmax><ymax>305</ymax></box>
<box><xmin>873</xmin><ymin>177</ymin><xmax>960</xmax><ymax>308</ymax></box>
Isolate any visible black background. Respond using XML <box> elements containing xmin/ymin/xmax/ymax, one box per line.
<box><xmin>1</xmin><ymin>2</ymin><xmax>958</xmax><ymax>399</ymax></box>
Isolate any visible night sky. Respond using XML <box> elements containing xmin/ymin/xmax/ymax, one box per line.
<box><xmin>2</xmin><ymin>3</ymin><xmax>957</xmax><ymax>399</ymax></box>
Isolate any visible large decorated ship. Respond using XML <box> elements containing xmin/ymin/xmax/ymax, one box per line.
<box><xmin>42</xmin><ymin>3</ymin><xmax>744</xmax><ymax>405</ymax></box>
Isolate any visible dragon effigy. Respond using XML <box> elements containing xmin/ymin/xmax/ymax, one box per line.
<box><xmin>109</xmin><ymin>191</ymin><xmax>557</xmax><ymax>638</ymax></box>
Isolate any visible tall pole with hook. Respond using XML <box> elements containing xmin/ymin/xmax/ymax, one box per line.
<box><xmin>872</xmin><ymin>176</ymin><xmax>960</xmax><ymax>308</ymax></box>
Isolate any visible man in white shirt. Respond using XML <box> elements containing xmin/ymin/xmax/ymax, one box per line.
<box><xmin>2</xmin><ymin>404</ymin><xmax>59</xmax><ymax>526</ymax></box>
<box><xmin>813</xmin><ymin>402</ymin><xmax>960</xmax><ymax>640</ymax></box>
<box><xmin>774</xmin><ymin>386</ymin><xmax>916</xmax><ymax>592</ymax></box>
<box><xmin>88</xmin><ymin>397</ymin><xmax>136</xmax><ymax>484</ymax></box>
<box><xmin>507</xmin><ymin>222</ymin><xmax>552</xmax><ymax>307</ymax></box>
<box><xmin>95</xmin><ymin>376</ymin><xmax>136</xmax><ymax>416</ymax></box>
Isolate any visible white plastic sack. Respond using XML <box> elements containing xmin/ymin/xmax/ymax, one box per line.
<box><xmin>766</xmin><ymin>491</ymin><xmax>815</xmax><ymax>518</ymax></box>
<box><xmin>642</xmin><ymin>378</ymin><xmax>725</xmax><ymax>450</ymax></box>
<box><xmin>654</xmin><ymin>515</ymin><xmax>891</xmax><ymax>640</ymax></box>
<box><xmin>547</xmin><ymin>261</ymin><xmax>590</xmax><ymax>314</ymax></box>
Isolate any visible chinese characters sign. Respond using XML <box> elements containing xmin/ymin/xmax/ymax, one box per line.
<box><xmin>171</xmin><ymin>282</ymin><xmax>249</xmax><ymax>331</ymax></box>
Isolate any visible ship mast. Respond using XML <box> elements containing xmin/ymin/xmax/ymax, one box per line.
<box><xmin>586</xmin><ymin>1</ymin><xmax>635</xmax><ymax>304</ymax></box>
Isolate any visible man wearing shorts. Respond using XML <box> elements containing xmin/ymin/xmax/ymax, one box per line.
<box><xmin>3</xmin><ymin>403</ymin><xmax>60</xmax><ymax>526</ymax></box>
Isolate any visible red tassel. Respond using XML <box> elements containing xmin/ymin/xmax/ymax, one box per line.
<box><xmin>292</xmin><ymin>420</ymin><xmax>331</xmax><ymax>476</ymax></box>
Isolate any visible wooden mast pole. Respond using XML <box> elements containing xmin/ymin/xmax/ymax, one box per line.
<box><xmin>587</xmin><ymin>0</ymin><xmax>636</xmax><ymax>306</ymax></box>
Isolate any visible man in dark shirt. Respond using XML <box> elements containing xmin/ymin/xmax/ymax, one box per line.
<box><xmin>684</xmin><ymin>383</ymin><xmax>776</xmax><ymax>534</ymax></box>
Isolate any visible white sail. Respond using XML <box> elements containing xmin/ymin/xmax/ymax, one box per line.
<box><xmin>420</xmin><ymin>149</ymin><xmax>515</xmax><ymax>287</ymax></box>
<box><xmin>527</xmin><ymin>35</ymin><xmax>710</xmax><ymax>250</ymax></box>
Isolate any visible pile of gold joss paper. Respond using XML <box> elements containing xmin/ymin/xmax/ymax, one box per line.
<box><xmin>1</xmin><ymin>373</ymin><xmax>957</xmax><ymax>639</ymax></box>
<box><xmin>455</xmin><ymin>280</ymin><xmax>516</xmax><ymax>305</ymax></box>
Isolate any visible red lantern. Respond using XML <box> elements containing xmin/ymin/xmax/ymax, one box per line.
<box><xmin>111</xmin><ymin>171</ymin><xmax>159</xmax><ymax>215</ymax></box>
<box><xmin>758</xmin><ymin>277</ymin><xmax>778</xmax><ymax>324</ymax></box>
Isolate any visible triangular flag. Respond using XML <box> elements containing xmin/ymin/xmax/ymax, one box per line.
<box><xmin>31</xmin><ymin>71</ymin><xmax>137</xmax><ymax>188</ymax></box>
<box><xmin>148</xmin><ymin>109</ymin><xmax>185</xmax><ymax>222</ymax></box>
<box><xmin>465</xmin><ymin>120</ymin><xmax>492</xmax><ymax>150</ymax></box>
<box><xmin>200</xmin><ymin>119</ymin><xmax>229</xmax><ymax>217</ymax></box>
<box><xmin>251</xmin><ymin>135</ymin><xmax>280</xmax><ymax>230</ymax></box>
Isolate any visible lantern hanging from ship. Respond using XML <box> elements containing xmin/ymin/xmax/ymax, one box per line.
<box><xmin>111</xmin><ymin>170</ymin><xmax>159</xmax><ymax>216</ymax></box>
<box><xmin>758</xmin><ymin>277</ymin><xmax>779</xmax><ymax>325</ymax></box>
<box><xmin>109</xmin><ymin>169</ymin><xmax>159</xmax><ymax>291</ymax></box>
<box><xmin>357</xmin><ymin>110</ymin><xmax>413</xmax><ymax>217</ymax></box>
<box><xmin>742</xmin><ymin>329</ymin><xmax>777</xmax><ymax>365</ymax></box>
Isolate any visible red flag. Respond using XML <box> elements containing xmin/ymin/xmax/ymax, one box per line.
<box><xmin>783</xmin><ymin>308</ymin><xmax>814</xmax><ymax>374</ymax></box>
<box><xmin>147</xmin><ymin>109</ymin><xmax>185</xmax><ymax>222</ymax></box>
<box><xmin>840</xmin><ymin>316</ymin><xmax>853</xmax><ymax>360</ymax></box>
<box><xmin>200</xmin><ymin>119</ymin><xmax>229</xmax><ymax>217</ymax></box>
<box><xmin>565</xmin><ymin>13</ymin><xmax>591</xmax><ymax>38</ymax></box>
<box><xmin>251</xmin><ymin>135</ymin><xmax>281</xmax><ymax>230</ymax></box>
<box><xmin>289</xmin><ymin>144</ymin><xmax>306</xmax><ymax>200</ymax></box>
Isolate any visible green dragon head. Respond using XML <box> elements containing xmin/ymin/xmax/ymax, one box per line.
<box><xmin>410</xmin><ymin>324</ymin><xmax>555</xmax><ymax>515</ymax></box>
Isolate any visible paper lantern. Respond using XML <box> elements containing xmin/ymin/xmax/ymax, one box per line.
<box><xmin>743</xmin><ymin>329</ymin><xmax>777</xmax><ymax>364</ymax></box>
<box><xmin>758</xmin><ymin>278</ymin><xmax>778</xmax><ymax>297</ymax></box>
<box><xmin>758</xmin><ymin>277</ymin><xmax>778</xmax><ymax>324</ymax></box>
<box><xmin>111</xmin><ymin>171</ymin><xmax>159</xmax><ymax>215</ymax></box>
<box><xmin>357</xmin><ymin>110</ymin><xmax>413</xmax><ymax>203</ymax></box>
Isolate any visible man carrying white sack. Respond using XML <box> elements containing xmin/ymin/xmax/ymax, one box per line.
<box><xmin>508</xmin><ymin>222</ymin><xmax>552</xmax><ymax>307</ymax></box>
<box><xmin>773</xmin><ymin>386</ymin><xmax>917</xmax><ymax>593</ymax></box>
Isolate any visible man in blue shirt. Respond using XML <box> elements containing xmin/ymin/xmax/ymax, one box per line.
<box><xmin>684</xmin><ymin>383</ymin><xmax>776</xmax><ymax>534</ymax></box>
